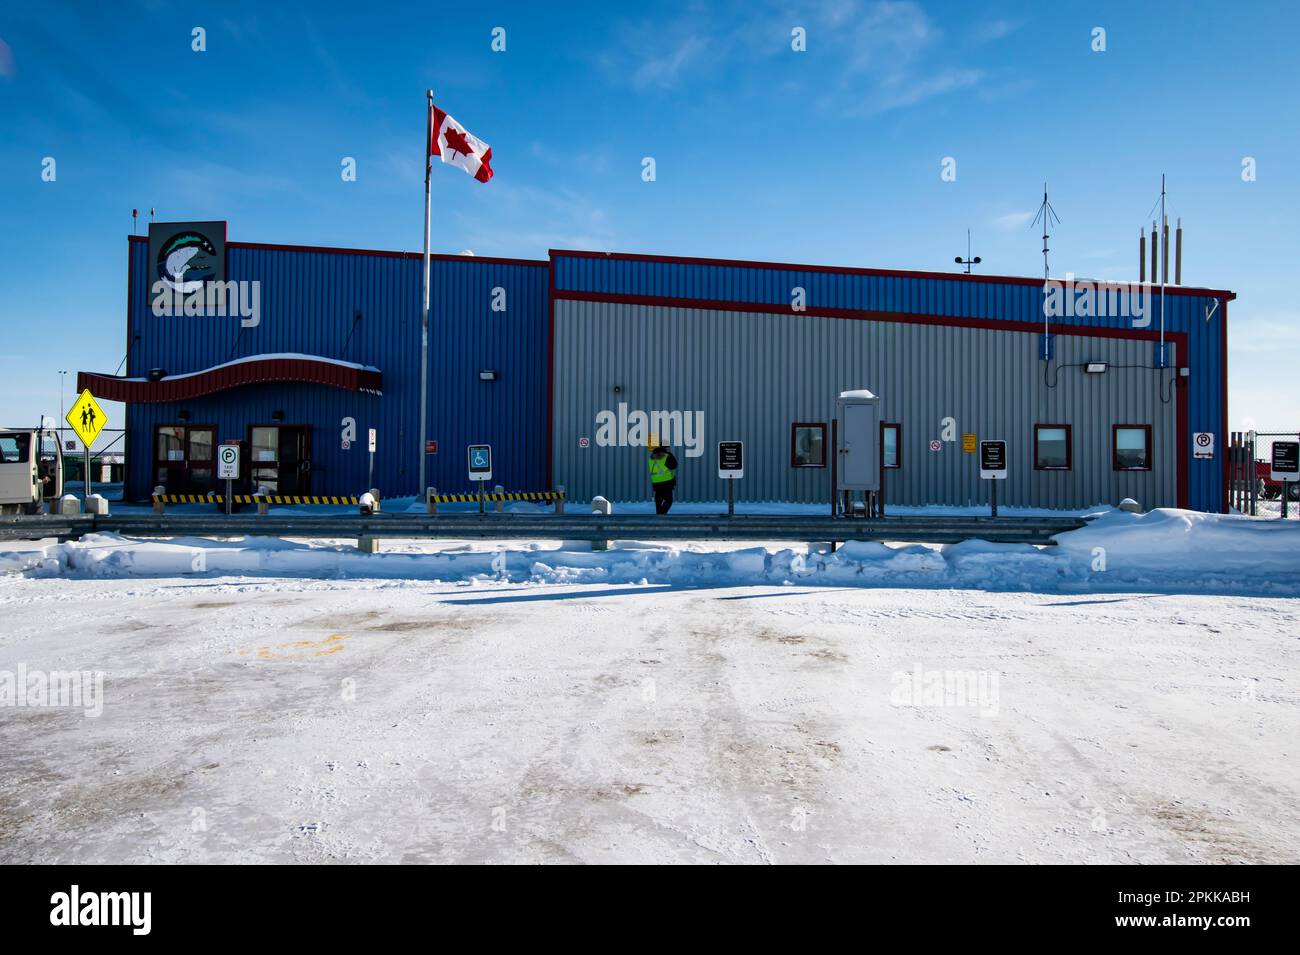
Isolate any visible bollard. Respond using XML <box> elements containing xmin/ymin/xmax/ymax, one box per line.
<box><xmin>85</xmin><ymin>493</ymin><xmax>109</xmax><ymax>516</ymax></box>
<box><xmin>369</xmin><ymin>488</ymin><xmax>382</xmax><ymax>513</ymax></box>
<box><xmin>58</xmin><ymin>494</ymin><xmax>81</xmax><ymax>516</ymax></box>
<box><xmin>359</xmin><ymin>492</ymin><xmax>376</xmax><ymax>516</ymax></box>
<box><xmin>591</xmin><ymin>495</ymin><xmax>612</xmax><ymax>551</ymax></box>
<box><xmin>494</xmin><ymin>485</ymin><xmax>505</xmax><ymax>513</ymax></box>
<box><xmin>1118</xmin><ymin>497</ymin><xmax>1142</xmax><ymax>514</ymax></box>
<box><xmin>358</xmin><ymin>536</ymin><xmax>380</xmax><ymax>554</ymax></box>
<box><xmin>255</xmin><ymin>486</ymin><xmax>270</xmax><ymax>516</ymax></box>
<box><xmin>426</xmin><ymin>487</ymin><xmax>438</xmax><ymax>515</ymax></box>
<box><xmin>555</xmin><ymin>484</ymin><xmax>565</xmax><ymax>515</ymax></box>
<box><xmin>152</xmin><ymin>485</ymin><xmax>166</xmax><ymax>514</ymax></box>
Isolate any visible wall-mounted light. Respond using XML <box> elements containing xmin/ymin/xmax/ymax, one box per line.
<box><xmin>1085</xmin><ymin>362</ymin><xmax>1108</xmax><ymax>374</ymax></box>
<box><xmin>1179</xmin><ymin>367</ymin><xmax>1190</xmax><ymax>378</ymax></box>
<box><xmin>479</xmin><ymin>370</ymin><xmax>497</xmax><ymax>381</ymax></box>
<box><xmin>177</xmin><ymin>409</ymin><xmax>191</xmax><ymax>422</ymax></box>
<box><xmin>148</xmin><ymin>367</ymin><xmax>167</xmax><ymax>381</ymax></box>
<box><xmin>272</xmin><ymin>409</ymin><xmax>285</xmax><ymax>422</ymax></box>
<box><xmin>613</xmin><ymin>384</ymin><xmax>622</xmax><ymax>394</ymax></box>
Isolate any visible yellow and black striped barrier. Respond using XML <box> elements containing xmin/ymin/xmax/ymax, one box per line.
<box><xmin>427</xmin><ymin>491</ymin><xmax>562</xmax><ymax>503</ymax></box>
<box><xmin>153</xmin><ymin>494</ymin><xmax>361</xmax><ymax>506</ymax></box>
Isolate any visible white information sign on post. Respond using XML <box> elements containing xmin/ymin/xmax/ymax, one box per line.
<box><xmin>217</xmin><ymin>445</ymin><xmax>241</xmax><ymax>480</ymax></box>
<box><xmin>218</xmin><ymin>444</ymin><xmax>240</xmax><ymax>515</ymax></box>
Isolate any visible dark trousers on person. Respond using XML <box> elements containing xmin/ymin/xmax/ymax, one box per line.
<box><xmin>653</xmin><ymin>481</ymin><xmax>675</xmax><ymax>515</ymax></box>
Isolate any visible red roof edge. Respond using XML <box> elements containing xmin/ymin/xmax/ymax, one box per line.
<box><xmin>78</xmin><ymin>356</ymin><xmax>382</xmax><ymax>404</ymax></box>
<box><xmin>547</xmin><ymin>248</ymin><xmax>1237</xmax><ymax>301</ymax></box>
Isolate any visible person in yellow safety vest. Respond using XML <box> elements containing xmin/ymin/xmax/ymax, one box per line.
<box><xmin>648</xmin><ymin>444</ymin><xmax>679</xmax><ymax>514</ymax></box>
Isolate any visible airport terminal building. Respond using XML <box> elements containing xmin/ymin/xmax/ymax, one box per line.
<box><xmin>79</xmin><ymin>223</ymin><xmax>1235</xmax><ymax>512</ymax></box>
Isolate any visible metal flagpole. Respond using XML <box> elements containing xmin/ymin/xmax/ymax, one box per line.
<box><xmin>419</xmin><ymin>89</ymin><xmax>433</xmax><ymax>496</ymax></box>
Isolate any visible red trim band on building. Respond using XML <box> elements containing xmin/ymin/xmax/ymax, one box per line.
<box><xmin>550</xmin><ymin>248</ymin><xmax>1238</xmax><ymax>301</ymax></box>
<box><xmin>78</xmin><ymin>355</ymin><xmax>382</xmax><ymax>404</ymax></box>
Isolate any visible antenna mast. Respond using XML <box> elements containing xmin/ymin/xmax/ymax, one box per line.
<box><xmin>1159</xmin><ymin>174</ymin><xmax>1166</xmax><ymax>365</ymax></box>
<box><xmin>1030</xmin><ymin>181</ymin><xmax>1061</xmax><ymax>359</ymax></box>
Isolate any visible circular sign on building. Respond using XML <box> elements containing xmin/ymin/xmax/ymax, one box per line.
<box><xmin>929</xmin><ymin>439</ymin><xmax>942</xmax><ymax>452</ymax></box>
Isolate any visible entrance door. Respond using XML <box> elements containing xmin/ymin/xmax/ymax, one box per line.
<box><xmin>840</xmin><ymin>403</ymin><xmax>880</xmax><ymax>488</ymax></box>
<box><xmin>154</xmin><ymin>424</ymin><xmax>215</xmax><ymax>494</ymax></box>
<box><xmin>249</xmin><ymin>425</ymin><xmax>311</xmax><ymax>495</ymax></box>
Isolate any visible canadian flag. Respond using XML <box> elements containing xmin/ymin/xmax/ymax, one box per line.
<box><xmin>431</xmin><ymin>106</ymin><xmax>493</xmax><ymax>183</ymax></box>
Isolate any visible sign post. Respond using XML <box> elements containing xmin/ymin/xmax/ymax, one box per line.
<box><xmin>468</xmin><ymin>444</ymin><xmax>493</xmax><ymax>514</ymax></box>
<box><xmin>979</xmin><ymin>440</ymin><xmax>1008</xmax><ymax>517</ymax></box>
<box><xmin>65</xmin><ymin>388</ymin><xmax>107</xmax><ymax>502</ymax></box>
<box><xmin>367</xmin><ymin>428</ymin><xmax>377</xmax><ymax>490</ymax></box>
<box><xmin>217</xmin><ymin>444</ymin><xmax>241</xmax><ymax>515</ymax></box>
<box><xmin>1271</xmin><ymin>441</ymin><xmax>1299</xmax><ymax>519</ymax></box>
<box><xmin>718</xmin><ymin>441</ymin><xmax>743</xmax><ymax>516</ymax></box>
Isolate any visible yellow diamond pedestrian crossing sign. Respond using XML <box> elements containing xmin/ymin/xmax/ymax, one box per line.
<box><xmin>66</xmin><ymin>388</ymin><xmax>108</xmax><ymax>446</ymax></box>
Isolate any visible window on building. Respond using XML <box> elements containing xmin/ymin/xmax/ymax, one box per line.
<box><xmin>188</xmin><ymin>428</ymin><xmax>214</xmax><ymax>463</ymax></box>
<box><xmin>881</xmin><ymin>423</ymin><xmax>901</xmax><ymax>469</ymax></box>
<box><xmin>1113</xmin><ymin>425</ymin><xmax>1152</xmax><ymax>471</ymax></box>
<box><xmin>1034</xmin><ymin>424</ymin><xmax>1071</xmax><ymax>470</ymax></box>
<box><xmin>157</xmin><ymin>425</ymin><xmax>185</xmax><ymax>463</ymax></box>
<box><xmin>791</xmin><ymin>423</ymin><xmax>826</xmax><ymax>468</ymax></box>
<box><xmin>251</xmin><ymin>427</ymin><xmax>279</xmax><ymax>464</ymax></box>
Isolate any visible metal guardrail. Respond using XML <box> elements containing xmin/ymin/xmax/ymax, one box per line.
<box><xmin>150</xmin><ymin>490</ymin><xmax>564</xmax><ymax>506</ymax></box>
<box><xmin>0</xmin><ymin>512</ymin><xmax>1088</xmax><ymax>545</ymax></box>
<box><xmin>429</xmin><ymin>491</ymin><xmax>563</xmax><ymax>503</ymax></box>
<box><xmin>153</xmin><ymin>494</ymin><xmax>361</xmax><ymax>505</ymax></box>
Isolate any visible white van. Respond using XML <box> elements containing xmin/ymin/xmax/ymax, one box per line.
<box><xmin>0</xmin><ymin>429</ymin><xmax>64</xmax><ymax>514</ymax></box>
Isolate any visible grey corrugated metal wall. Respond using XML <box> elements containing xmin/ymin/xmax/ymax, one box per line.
<box><xmin>551</xmin><ymin>301</ymin><xmax>1177</xmax><ymax>509</ymax></box>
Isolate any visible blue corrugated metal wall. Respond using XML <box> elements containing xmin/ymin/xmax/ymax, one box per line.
<box><xmin>124</xmin><ymin>239</ymin><xmax>547</xmax><ymax>500</ymax></box>
<box><xmin>552</xmin><ymin>254</ymin><xmax>1229</xmax><ymax>512</ymax></box>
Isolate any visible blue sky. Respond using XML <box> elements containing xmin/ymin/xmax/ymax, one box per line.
<box><xmin>2</xmin><ymin>0</ymin><xmax>1297</xmax><ymax>433</ymax></box>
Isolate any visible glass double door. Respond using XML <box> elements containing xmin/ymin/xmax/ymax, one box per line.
<box><xmin>155</xmin><ymin>425</ymin><xmax>214</xmax><ymax>494</ymax></box>
<box><xmin>249</xmin><ymin>426</ymin><xmax>311</xmax><ymax>496</ymax></box>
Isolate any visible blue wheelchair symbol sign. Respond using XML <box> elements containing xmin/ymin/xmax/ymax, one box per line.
<box><xmin>468</xmin><ymin>444</ymin><xmax>493</xmax><ymax>482</ymax></box>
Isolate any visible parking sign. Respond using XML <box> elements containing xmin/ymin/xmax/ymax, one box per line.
<box><xmin>217</xmin><ymin>444</ymin><xmax>241</xmax><ymax>480</ymax></box>
<box><xmin>468</xmin><ymin>444</ymin><xmax>492</xmax><ymax>483</ymax></box>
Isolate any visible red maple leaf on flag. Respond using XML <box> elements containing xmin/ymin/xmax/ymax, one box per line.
<box><xmin>442</xmin><ymin>126</ymin><xmax>473</xmax><ymax>159</ymax></box>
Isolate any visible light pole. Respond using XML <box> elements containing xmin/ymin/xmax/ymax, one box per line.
<box><xmin>58</xmin><ymin>370</ymin><xmax>67</xmax><ymax>439</ymax></box>
<box><xmin>954</xmin><ymin>229</ymin><xmax>981</xmax><ymax>274</ymax></box>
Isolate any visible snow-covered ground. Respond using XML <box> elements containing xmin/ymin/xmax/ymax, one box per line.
<box><xmin>1</xmin><ymin>574</ymin><xmax>1297</xmax><ymax>864</ymax></box>
<box><xmin>1</xmin><ymin>509</ymin><xmax>1297</xmax><ymax>864</ymax></box>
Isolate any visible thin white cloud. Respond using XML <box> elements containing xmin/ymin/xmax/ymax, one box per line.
<box><xmin>631</xmin><ymin>34</ymin><xmax>709</xmax><ymax>91</ymax></box>
<box><xmin>970</xmin><ymin>19</ymin><xmax>1024</xmax><ymax>44</ymax></box>
<box><xmin>1230</xmin><ymin>315</ymin><xmax>1300</xmax><ymax>353</ymax></box>
<box><xmin>992</xmin><ymin>210</ymin><xmax>1035</xmax><ymax>230</ymax></box>
<box><xmin>867</xmin><ymin>67</ymin><xmax>983</xmax><ymax>113</ymax></box>
<box><xmin>600</xmin><ymin>0</ymin><xmax>987</xmax><ymax>113</ymax></box>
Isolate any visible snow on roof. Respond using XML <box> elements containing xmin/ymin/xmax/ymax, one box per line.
<box><xmin>114</xmin><ymin>352</ymin><xmax>380</xmax><ymax>383</ymax></box>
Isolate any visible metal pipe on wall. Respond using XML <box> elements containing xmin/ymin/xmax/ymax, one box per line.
<box><xmin>1139</xmin><ymin>229</ymin><xmax>1146</xmax><ymax>282</ymax></box>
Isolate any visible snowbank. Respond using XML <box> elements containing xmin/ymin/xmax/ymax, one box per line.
<box><xmin>2</xmin><ymin>508</ymin><xmax>1297</xmax><ymax>595</ymax></box>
